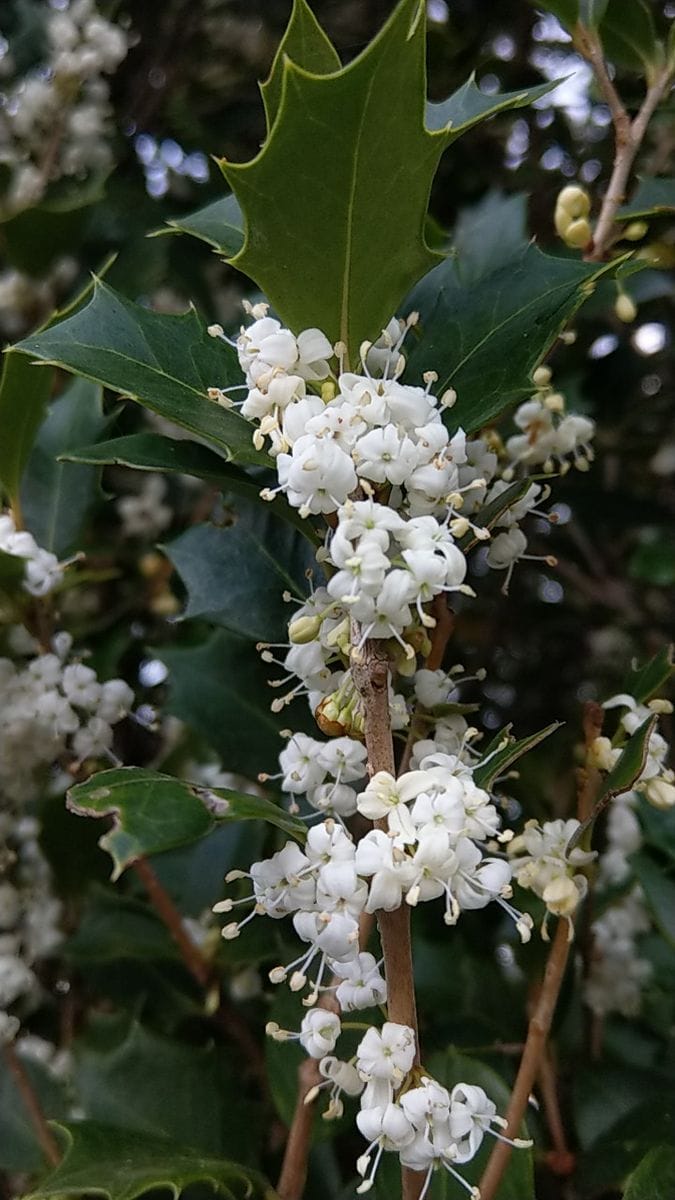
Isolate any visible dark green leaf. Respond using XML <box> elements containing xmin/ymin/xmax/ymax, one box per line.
<box><xmin>632</xmin><ymin>849</ymin><xmax>675</xmax><ymax>947</ymax></box>
<box><xmin>474</xmin><ymin>722</ymin><xmax>562</xmax><ymax>789</ymax></box>
<box><xmin>624</xmin><ymin>1144</ymin><xmax>675</xmax><ymax>1200</ymax></box>
<box><xmin>64</xmin><ymin>886</ymin><xmax>178</xmax><ymax>963</ymax></box>
<box><xmin>629</xmin><ymin>531</ymin><xmax>675</xmax><ymax>586</ymax></box>
<box><xmin>260</xmin><ymin>0</ymin><xmax>340</xmax><ymax>128</ymax></box>
<box><xmin>15</xmin><ymin>281</ymin><xmax>266</xmax><ymax>467</ymax></box>
<box><xmin>165</xmin><ymin>509</ymin><xmax>316</xmax><ymax>641</ymax></box>
<box><xmin>0</xmin><ymin>546</ymin><xmax>26</xmax><ymax>594</ymax></box>
<box><xmin>0</xmin><ymin>347</ymin><xmax>53</xmax><ymax>507</ymax></box>
<box><xmin>222</xmin><ymin>0</ymin><xmax>442</xmax><ymax>356</ymax></box>
<box><xmin>452</xmin><ymin>190</ymin><xmax>528</xmax><ymax>283</ymax></box>
<box><xmin>24</xmin><ymin>1122</ymin><xmax>273</xmax><ymax>1200</ymax></box>
<box><xmin>74</xmin><ymin>1023</ymin><xmax>260</xmax><ymax>1160</ymax></box>
<box><xmin>426</xmin><ymin>76</ymin><xmax>557</xmax><ymax>136</ymax></box>
<box><xmin>162</xmin><ymin>194</ymin><xmax>245</xmax><ymax>255</ymax></box>
<box><xmin>20</xmin><ymin>378</ymin><xmax>110</xmax><ymax>556</ymax></box>
<box><xmin>0</xmin><ymin>1051</ymin><xmax>69</xmax><ymax>1171</ymax></box>
<box><xmin>617</xmin><ymin>177</ymin><xmax>675</xmax><ymax>220</ymax></box>
<box><xmin>638</xmin><ymin>802</ymin><xmax>675</xmax><ymax>862</ymax></box>
<box><xmin>404</xmin><ymin>245</ymin><xmax>618</xmax><ymax>433</ymax></box>
<box><xmin>622</xmin><ymin>646</ymin><xmax>674</xmax><ymax>704</ymax></box>
<box><xmin>599</xmin><ymin>0</ymin><xmax>660</xmax><ymax>71</ymax></box>
<box><xmin>158</xmin><ymin>629</ymin><xmax>296</xmax><ymax>778</ymax></box>
<box><xmin>577</xmin><ymin>1099</ymin><xmax>675</xmax><ymax>1194</ymax></box>
<box><xmin>568</xmin><ymin>716</ymin><xmax>657</xmax><ymax>850</ymax></box>
<box><xmin>67</xmin><ymin>768</ymin><xmax>215</xmax><ymax>879</ymax></box>
<box><xmin>60</xmin><ymin>432</ymin><xmax>314</xmax><ymax>538</ymax></box>
<box><xmin>426</xmin><ymin>1049</ymin><xmax>534</xmax><ymax>1200</ymax></box>
<box><xmin>67</xmin><ymin>766</ymin><xmax>306</xmax><ymax>878</ymax></box>
<box><xmin>580</xmin><ymin>0</ymin><xmax>609</xmax><ymax>27</ymax></box>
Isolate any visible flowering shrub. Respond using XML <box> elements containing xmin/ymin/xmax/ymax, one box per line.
<box><xmin>0</xmin><ymin>3</ymin><xmax>674</xmax><ymax>1200</ymax></box>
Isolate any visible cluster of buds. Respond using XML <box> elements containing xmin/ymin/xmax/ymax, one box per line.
<box><xmin>554</xmin><ymin>185</ymin><xmax>592</xmax><ymax>250</ymax></box>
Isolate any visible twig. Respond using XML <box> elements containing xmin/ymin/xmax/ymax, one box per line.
<box><xmin>538</xmin><ymin>1050</ymin><xmax>575</xmax><ymax>1177</ymax></box>
<box><xmin>131</xmin><ymin>857</ymin><xmax>266</xmax><ymax>1087</ymax></box>
<box><xmin>3</xmin><ymin>1041</ymin><xmax>61</xmax><ymax>1166</ymax></box>
<box><xmin>478</xmin><ymin>918</ymin><xmax>572</xmax><ymax>1200</ymax></box>
<box><xmin>352</xmin><ymin>636</ymin><xmax>423</xmax><ymax>1200</ymax></box>
<box><xmin>399</xmin><ymin>598</ymin><xmax>455</xmax><ymax>775</ymax></box>
<box><xmin>575</xmin><ymin>26</ymin><xmax>673</xmax><ymax>260</ymax></box>
<box><xmin>276</xmin><ymin>912</ymin><xmax>374</xmax><ymax>1200</ymax></box>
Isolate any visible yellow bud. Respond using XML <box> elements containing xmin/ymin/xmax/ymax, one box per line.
<box><xmin>288</xmin><ymin>614</ymin><xmax>322</xmax><ymax>643</ymax></box>
<box><xmin>532</xmin><ymin>365</ymin><xmax>552</xmax><ymax>388</ymax></box>
<box><xmin>563</xmin><ymin>218</ymin><xmax>592</xmax><ymax>249</ymax></box>
<box><xmin>623</xmin><ymin>220</ymin><xmax>648</xmax><ymax>242</ymax></box>
<box><xmin>615</xmin><ymin>293</ymin><xmax>637</xmax><ymax>323</ymax></box>
<box><xmin>556</xmin><ymin>185</ymin><xmax>591</xmax><ymax>218</ymax></box>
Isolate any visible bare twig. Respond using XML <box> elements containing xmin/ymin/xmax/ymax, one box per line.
<box><xmin>3</xmin><ymin>1041</ymin><xmax>61</xmax><ymax>1166</ymax></box>
<box><xmin>575</xmin><ymin>26</ymin><xmax>673</xmax><ymax>260</ymax></box>
<box><xmin>132</xmin><ymin>856</ymin><xmax>266</xmax><ymax>1087</ymax></box>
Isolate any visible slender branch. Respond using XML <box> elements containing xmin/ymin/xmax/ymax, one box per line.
<box><xmin>575</xmin><ymin>26</ymin><xmax>673</xmax><ymax>260</ymax></box>
<box><xmin>478</xmin><ymin>918</ymin><xmax>572</xmax><ymax>1200</ymax></box>
<box><xmin>276</xmin><ymin>912</ymin><xmax>374</xmax><ymax>1200</ymax></box>
<box><xmin>132</xmin><ymin>856</ymin><xmax>266</xmax><ymax>1087</ymax></box>
<box><xmin>538</xmin><ymin>1050</ymin><xmax>575</xmax><ymax>1177</ymax></box>
<box><xmin>3</xmin><ymin>1042</ymin><xmax>61</xmax><ymax>1166</ymax></box>
<box><xmin>399</xmin><ymin>598</ymin><xmax>455</xmax><ymax>775</ymax></box>
<box><xmin>352</xmin><ymin>636</ymin><xmax>422</xmax><ymax>1200</ymax></box>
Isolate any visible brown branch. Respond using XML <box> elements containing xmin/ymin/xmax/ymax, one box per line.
<box><xmin>276</xmin><ymin>912</ymin><xmax>374</xmax><ymax>1200</ymax></box>
<box><xmin>3</xmin><ymin>1041</ymin><xmax>61</xmax><ymax>1166</ymax></box>
<box><xmin>538</xmin><ymin>1050</ymin><xmax>575</xmax><ymax>1177</ymax></box>
<box><xmin>575</xmin><ymin>26</ymin><xmax>673</xmax><ymax>260</ymax></box>
<box><xmin>132</xmin><ymin>857</ymin><xmax>266</xmax><ymax>1088</ymax></box>
<box><xmin>352</xmin><ymin>636</ymin><xmax>423</xmax><ymax>1200</ymax></box>
<box><xmin>399</xmin><ymin>598</ymin><xmax>456</xmax><ymax>775</ymax></box>
<box><xmin>478</xmin><ymin>917</ymin><xmax>572</xmax><ymax>1200</ymax></box>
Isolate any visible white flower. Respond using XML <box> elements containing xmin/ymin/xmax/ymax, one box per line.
<box><xmin>277</xmin><ymin>435</ymin><xmax>357</xmax><ymax>516</ymax></box>
<box><xmin>357</xmin><ymin>770</ymin><xmax>431</xmax><ymax>842</ymax></box>
<box><xmin>333</xmin><ymin>952</ymin><xmax>387</xmax><ymax>1010</ymax></box>
<box><xmin>356</xmin><ymin>1022</ymin><xmax>416</xmax><ymax>1082</ymax></box>
<box><xmin>299</xmin><ymin>1009</ymin><xmax>341</xmax><ymax>1058</ymax></box>
<box><xmin>486</xmin><ymin>527</ymin><xmax>527</xmax><ymax>570</ymax></box>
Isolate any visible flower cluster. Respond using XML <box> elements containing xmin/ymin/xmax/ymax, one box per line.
<box><xmin>590</xmin><ymin>693</ymin><xmax>675</xmax><ymax>811</ymax></box>
<box><xmin>585</xmin><ymin>888</ymin><xmax>652</xmax><ymax>1019</ymax></box>
<box><xmin>0</xmin><ymin>512</ymin><xmax>64</xmax><ymax>597</ymax></box>
<box><xmin>0</xmin><ymin>814</ymin><xmax>63</xmax><ymax>1045</ymax></box>
<box><xmin>0</xmin><ymin>630</ymin><xmax>134</xmax><ymax>803</ymax></box>
<box><xmin>0</xmin><ymin>0</ymin><xmax>128</xmax><ymax>217</ymax></box>
<box><xmin>508</xmin><ymin>818</ymin><xmax>596</xmax><ymax>936</ymax></box>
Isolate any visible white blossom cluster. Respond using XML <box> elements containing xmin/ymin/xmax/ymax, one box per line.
<box><xmin>0</xmin><ymin>511</ymin><xmax>64</xmax><ymax>597</ymax></box>
<box><xmin>116</xmin><ymin>474</ymin><xmax>172</xmax><ymax>539</ymax></box>
<box><xmin>266</xmin><ymin>1017</ymin><xmax>529</xmax><ymax>1196</ymax></box>
<box><xmin>0</xmin><ymin>257</ymin><xmax>78</xmax><ymax>339</ymax></box>
<box><xmin>590</xmin><ymin>693</ymin><xmax>675</xmax><ymax>811</ymax></box>
<box><xmin>0</xmin><ymin>630</ymin><xmax>134</xmax><ymax>803</ymax></box>
<box><xmin>0</xmin><ymin>0</ymin><xmax>128</xmax><ymax>217</ymax></box>
<box><xmin>508</xmin><ymin>818</ymin><xmax>596</xmax><ymax>936</ymax></box>
<box><xmin>0</xmin><ymin>814</ymin><xmax>63</xmax><ymax>1046</ymax></box>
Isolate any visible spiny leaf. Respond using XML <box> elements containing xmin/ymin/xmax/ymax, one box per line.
<box><xmin>67</xmin><ymin>766</ymin><xmax>306</xmax><ymax>877</ymax></box>
<box><xmin>23</xmin><ymin>1122</ymin><xmax>274</xmax><ymax>1200</ymax></box>
<box><xmin>568</xmin><ymin>715</ymin><xmax>657</xmax><ymax>851</ymax></box>
<box><xmin>622</xmin><ymin>646</ymin><xmax>674</xmax><ymax>705</ymax></box>
<box><xmin>220</xmin><ymin>0</ymin><xmax>556</xmax><ymax>358</ymax></box>
<box><xmin>165</xmin><ymin>509</ymin><xmax>316</xmax><ymax>641</ymax></box>
<box><xmin>15</xmin><ymin>281</ymin><xmax>266</xmax><ymax>467</ymax></box>
<box><xmin>0</xmin><ymin>347</ymin><xmax>53</xmax><ymax>508</ymax></box>
<box><xmin>404</xmin><ymin>244</ymin><xmax>621</xmax><ymax>432</ymax></box>
<box><xmin>260</xmin><ymin>0</ymin><xmax>340</xmax><ymax>128</ymax></box>
<box><xmin>162</xmin><ymin>194</ymin><xmax>244</xmax><ymax>255</ymax></box>
<box><xmin>617</xmin><ymin>177</ymin><xmax>675</xmax><ymax>220</ymax></box>
<box><xmin>60</xmin><ymin>433</ymin><xmax>315</xmax><ymax>539</ymax></box>
<box><xmin>20</xmin><ymin>378</ymin><xmax>112</xmax><ymax>557</ymax></box>
<box><xmin>474</xmin><ymin>722</ymin><xmax>562</xmax><ymax>789</ymax></box>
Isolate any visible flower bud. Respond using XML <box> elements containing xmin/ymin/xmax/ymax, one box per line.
<box><xmin>623</xmin><ymin>220</ymin><xmax>648</xmax><ymax>242</ymax></box>
<box><xmin>533</xmin><ymin>365</ymin><xmax>552</xmax><ymax>388</ymax></box>
<box><xmin>288</xmin><ymin>614</ymin><xmax>322</xmax><ymax>644</ymax></box>
<box><xmin>562</xmin><ymin>218</ymin><xmax>592</xmax><ymax>249</ymax></box>
<box><xmin>556</xmin><ymin>184</ymin><xmax>591</xmax><ymax>219</ymax></box>
<box><xmin>615</xmin><ymin>293</ymin><xmax>637</xmax><ymax>323</ymax></box>
<box><xmin>642</xmin><ymin>777</ymin><xmax>675</xmax><ymax>810</ymax></box>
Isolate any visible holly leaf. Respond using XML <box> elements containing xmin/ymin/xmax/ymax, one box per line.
<box><xmin>61</xmin><ymin>433</ymin><xmax>315</xmax><ymax>539</ymax></box>
<box><xmin>622</xmin><ymin>646</ymin><xmax>674</xmax><ymax>705</ymax></box>
<box><xmin>0</xmin><ymin>347</ymin><xmax>53</xmax><ymax>508</ymax></box>
<box><xmin>221</xmin><ymin>0</ymin><xmax>556</xmax><ymax>357</ymax></box>
<box><xmin>473</xmin><ymin>722</ymin><xmax>562</xmax><ymax>789</ymax></box>
<box><xmin>260</xmin><ymin>0</ymin><xmax>340</xmax><ymax>128</ymax></box>
<box><xmin>23</xmin><ymin>1123</ymin><xmax>274</xmax><ymax>1200</ymax></box>
<box><xmin>568</xmin><ymin>715</ymin><xmax>657</xmax><ymax>851</ymax></box>
<box><xmin>624</xmin><ymin>1145</ymin><xmax>675</xmax><ymax>1200</ymax></box>
<box><xmin>15</xmin><ymin>281</ymin><xmax>265</xmax><ymax>467</ymax></box>
<box><xmin>404</xmin><ymin>244</ymin><xmax>620</xmax><ymax>432</ymax></box>
<box><xmin>67</xmin><ymin>766</ymin><xmax>306</xmax><ymax>878</ymax></box>
<box><xmin>617</xmin><ymin>177</ymin><xmax>675</xmax><ymax>220</ymax></box>
<box><xmin>165</xmin><ymin>508</ymin><xmax>316</xmax><ymax>642</ymax></box>
<box><xmin>162</xmin><ymin>194</ymin><xmax>244</xmax><ymax>255</ymax></box>
<box><xmin>20</xmin><ymin>378</ymin><xmax>112</xmax><ymax>557</ymax></box>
